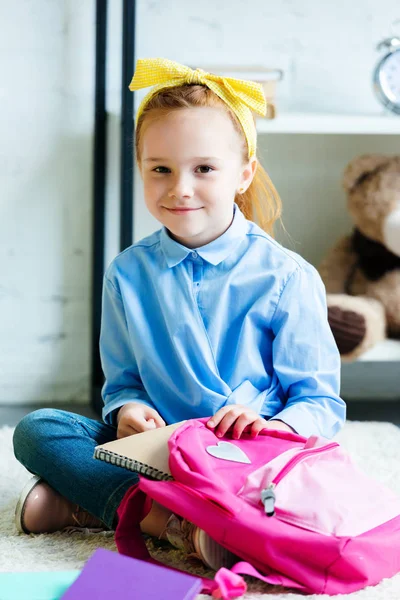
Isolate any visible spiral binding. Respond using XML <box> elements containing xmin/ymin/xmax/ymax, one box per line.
<box><xmin>93</xmin><ymin>448</ymin><xmax>174</xmax><ymax>481</ymax></box>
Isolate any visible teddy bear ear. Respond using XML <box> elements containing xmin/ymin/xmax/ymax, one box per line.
<box><xmin>342</xmin><ymin>154</ymin><xmax>391</xmax><ymax>193</ymax></box>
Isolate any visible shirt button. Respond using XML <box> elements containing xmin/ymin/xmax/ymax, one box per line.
<box><xmin>191</xmin><ymin>251</ymin><xmax>198</xmax><ymax>258</ymax></box>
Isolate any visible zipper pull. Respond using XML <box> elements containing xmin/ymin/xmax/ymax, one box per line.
<box><xmin>260</xmin><ymin>484</ymin><xmax>276</xmax><ymax>517</ymax></box>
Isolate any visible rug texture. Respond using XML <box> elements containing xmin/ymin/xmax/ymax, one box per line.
<box><xmin>1</xmin><ymin>421</ymin><xmax>400</xmax><ymax>599</ymax></box>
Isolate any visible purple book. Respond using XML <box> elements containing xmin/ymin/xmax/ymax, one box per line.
<box><xmin>60</xmin><ymin>548</ymin><xmax>202</xmax><ymax>600</ymax></box>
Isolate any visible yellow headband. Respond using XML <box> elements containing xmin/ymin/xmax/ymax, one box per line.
<box><xmin>128</xmin><ymin>58</ymin><xmax>267</xmax><ymax>159</ymax></box>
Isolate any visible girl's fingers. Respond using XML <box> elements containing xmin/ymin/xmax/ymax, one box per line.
<box><xmin>117</xmin><ymin>423</ymin><xmax>140</xmax><ymax>439</ymax></box>
<box><xmin>209</xmin><ymin>407</ymin><xmax>265</xmax><ymax>438</ymax></box>
<box><xmin>207</xmin><ymin>405</ymin><xmax>233</xmax><ymax>429</ymax></box>
<box><xmin>250</xmin><ymin>418</ymin><xmax>270</xmax><ymax>438</ymax></box>
<box><xmin>232</xmin><ymin>413</ymin><xmax>256</xmax><ymax>439</ymax></box>
<box><xmin>135</xmin><ymin>415</ymin><xmax>163</xmax><ymax>432</ymax></box>
<box><xmin>142</xmin><ymin>418</ymin><xmax>157</xmax><ymax>431</ymax></box>
<box><xmin>119</xmin><ymin>414</ymin><xmax>153</xmax><ymax>435</ymax></box>
<box><xmin>146</xmin><ymin>410</ymin><xmax>166</xmax><ymax>428</ymax></box>
<box><xmin>215</xmin><ymin>411</ymin><xmax>241</xmax><ymax>438</ymax></box>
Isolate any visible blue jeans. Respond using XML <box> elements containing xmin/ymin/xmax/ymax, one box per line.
<box><xmin>12</xmin><ymin>408</ymin><xmax>140</xmax><ymax>530</ymax></box>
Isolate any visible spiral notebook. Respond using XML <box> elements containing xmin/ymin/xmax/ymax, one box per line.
<box><xmin>93</xmin><ymin>421</ymin><xmax>186</xmax><ymax>481</ymax></box>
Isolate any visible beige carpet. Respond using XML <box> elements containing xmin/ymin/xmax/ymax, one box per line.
<box><xmin>1</xmin><ymin>421</ymin><xmax>400</xmax><ymax>599</ymax></box>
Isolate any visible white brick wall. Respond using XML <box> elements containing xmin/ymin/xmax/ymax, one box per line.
<box><xmin>1</xmin><ymin>0</ymin><xmax>95</xmax><ymax>404</ymax></box>
<box><xmin>1</xmin><ymin>0</ymin><xmax>399</xmax><ymax>404</ymax></box>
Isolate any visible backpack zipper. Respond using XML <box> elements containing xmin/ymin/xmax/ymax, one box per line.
<box><xmin>260</xmin><ymin>442</ymin><xmax>339</xmax><ymax>517</ymax></box>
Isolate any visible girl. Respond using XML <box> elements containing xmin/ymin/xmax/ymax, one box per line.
<box><xmin>13</xmin><ymin>58</ymin><xmax>345</xmax><ymax>571</ymax></box>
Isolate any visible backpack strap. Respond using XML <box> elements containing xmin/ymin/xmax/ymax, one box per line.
<box><xmin>227</xmin><ymin>561</ymin><xmax>306</xmax><ymax>592</ymax></box>
<box><xmin>115</xmin><ymin>482</ymin><xmax>153</xmax><ymax>561</ymax></box>
<box><xmin>230</xmin><ymin>561</ymin><xmax>283</xmax><ymax>584</ymax></box>
<box><xmin>115</xmin><ymin>483</ymin><xmax>248</xmax><ymax>599</ymax></box>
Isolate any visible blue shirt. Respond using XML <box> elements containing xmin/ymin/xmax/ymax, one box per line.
<box><xmin>100</xmin><ymin>203</ymin><xmax>345</xmax><ymax>438</ymax></box>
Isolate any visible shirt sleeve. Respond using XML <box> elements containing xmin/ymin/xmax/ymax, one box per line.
<box><xmin>100</xmin><ymin>272</ymin><xmax>156</xmax><ymax>426</ymax></box>
<box><xmin>268</xmin><ymin>263</ymin><xmax>346</xmax><ymax>439</ymax></box>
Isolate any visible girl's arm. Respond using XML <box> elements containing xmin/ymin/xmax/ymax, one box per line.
<box><xmin>269</xmin><ymin>263</ymin><xmax>346</xmax><ymax>439</ymax></box>
<box><xmin>100</xmin><ymin>272</ymin><xmax>157</xmax><ymax>426</ymax></box>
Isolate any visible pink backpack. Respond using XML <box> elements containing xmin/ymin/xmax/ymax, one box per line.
<box><xmin>115</xmin><ymin>418</ymin><xmax>400</xmax><ymax>598</ymax></box>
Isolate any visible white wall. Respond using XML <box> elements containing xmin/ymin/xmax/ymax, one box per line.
<box><xmin>1</xmin><ymin>1</ymin><xmax>95</xmax><ymax>404</ymax></box>
<box><xmin>1</xmin><ymin>0</ymin><xmax>399</xmax><ymax>405</ymax></box>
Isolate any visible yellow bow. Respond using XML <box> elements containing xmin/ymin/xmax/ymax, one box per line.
<box><xmin>129</xmin><ymin>58</ymin><xmax>267</xmax><ymax>158</ymax></box>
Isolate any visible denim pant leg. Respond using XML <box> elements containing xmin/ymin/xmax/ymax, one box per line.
<box><xmin>12</xmin><ymin>408</ymin><xmax>140</xmax><ymax>530</ymax></box>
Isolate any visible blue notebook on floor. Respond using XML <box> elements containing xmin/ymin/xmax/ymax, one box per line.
<box><xmin>61</xmin><ymin>548</ymin><xmax>202</xmax><ymax>599</ymax></box>
<box><xmin>0</xmin><ymin>570</ymin><xmax>80</xmax><ymax>600</ymax></box>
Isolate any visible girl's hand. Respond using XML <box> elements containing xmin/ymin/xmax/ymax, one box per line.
<box><xmin>116</xmin><ymin>402</ymin><xmax>166</xmax><ymax>439</ymax></box>
<box><xmin>206</xmin><ymin>405</ymin><xmax>295</xmax><ymax>439</ymax></box>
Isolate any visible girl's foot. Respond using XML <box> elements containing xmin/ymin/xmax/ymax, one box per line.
<box><xmin>162</xmin><ymin>513</ymin><xmax>238</xmax><ymax>571</ymax></box>
<box><xmin>15</xmin><ymin>475</ymin><xmax>109</xmax><ymax>534</ymax></box>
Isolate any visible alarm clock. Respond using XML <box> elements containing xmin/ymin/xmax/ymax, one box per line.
<box><xmin>373</xmin><ymin>36</ymin><xmax>400</xmax><ymax>114</ymax></box>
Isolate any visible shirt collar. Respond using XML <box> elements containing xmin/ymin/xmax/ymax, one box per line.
<box><xmin>160</xmin><ymin>202</ymin><xmax>248</xmax><ymax>268</ymax></box>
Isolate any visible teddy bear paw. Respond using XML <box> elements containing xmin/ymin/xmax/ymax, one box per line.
<box><xmin>327</xmin><ymin>306</ymin><xmax>367</xmax><ymax>355</ymax></box>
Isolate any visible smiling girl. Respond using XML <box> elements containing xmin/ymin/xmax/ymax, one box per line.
<box><xmin>13</xmin><ymin>58</ymin><xmax>345</xmax><ymax>571</ymax></box>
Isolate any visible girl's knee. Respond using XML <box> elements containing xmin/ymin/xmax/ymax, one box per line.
<box><xmin>13</xmin><ymin>408</ymin><xmax>59</xmax><ymax>463</ymax></box>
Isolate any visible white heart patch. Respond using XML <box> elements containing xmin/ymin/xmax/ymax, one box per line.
<box><xmin>206</xmin><ymin>441</ymin><xmax>251</xmax><ymax>464</ymax></box>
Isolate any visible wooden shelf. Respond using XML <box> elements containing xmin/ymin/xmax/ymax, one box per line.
<box><xmin>355</xmin><ymin>340</ymin><xmax>400</xmax><ymax>362</ymax></box>
<box><xmin>256</xmin><ymin>112</ymin><xmax>400</xmax><ymax>135</ymax></box>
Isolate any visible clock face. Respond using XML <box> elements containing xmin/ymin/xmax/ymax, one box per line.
<box><xmin>374</xmin><ymin>49</ymin><xmax>400</xmax><ymax>112</ymax></box>
<box><xmin>378</xmin><ymin>51</ymin><xmax>400</xmax><ymax>102</ymax></box>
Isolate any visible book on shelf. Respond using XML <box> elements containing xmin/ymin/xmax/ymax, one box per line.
<box><xmin>193</xmin><ymin>64</ymin><xmax>284</xmax><ymax>81</ymax></box>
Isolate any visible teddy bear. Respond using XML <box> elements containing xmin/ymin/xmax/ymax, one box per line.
<box><xmin>318</xmin><ymin>154</ymin><xmax>400</xmax><ymax>361</ymax></box>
